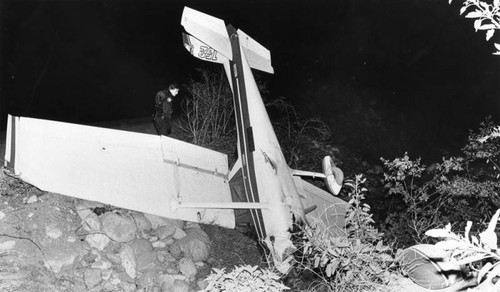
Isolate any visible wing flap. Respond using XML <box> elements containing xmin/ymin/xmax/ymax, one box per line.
<box><xmin>5</xmin><ymin>115</ymin><xmax>235</xmax><ymax>228</ymax></box>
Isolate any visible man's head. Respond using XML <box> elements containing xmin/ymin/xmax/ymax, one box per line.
<box><xmin>169</xmin><ymin>83</ymin><xmax>179</xmax><ymax>96</ymax></box>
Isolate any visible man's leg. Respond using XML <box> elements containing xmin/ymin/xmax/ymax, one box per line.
<box><xmin>158</xmin><ymin>118</ymin><xmax>169</xmax><ymax>136</ymax></box>
<box><xmin>165</xmin><ymin>118</ymin><xmax>172</xmax><ymax>135</ymax></box>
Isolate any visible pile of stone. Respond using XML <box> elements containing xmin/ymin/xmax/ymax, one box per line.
<box><xmin>0</xmin><ymin>190</ymin><xmax>213</xmax><ymax>292</ymax></box>
<box><xmin>72</xmin><ymin>200</ymin><xmax>212</xmax><ymax>291</ymax></box>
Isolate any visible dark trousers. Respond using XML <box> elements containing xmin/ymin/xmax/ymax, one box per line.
<box><xmin>154</xmin><ymin>115</ymin><xmax>172</xmax><ymax>136</ymax></box>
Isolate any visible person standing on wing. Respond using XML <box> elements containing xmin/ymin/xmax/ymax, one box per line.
<box><xmin>153</xmin><ymin>83</ymin><xmax>179</xmax><ymax>136</ymax></box>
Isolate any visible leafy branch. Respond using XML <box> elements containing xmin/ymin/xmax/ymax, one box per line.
<box><xmin>449</xmin><ymin>0</ymin><xmax>500</xmax><ymax>54</ymax></box>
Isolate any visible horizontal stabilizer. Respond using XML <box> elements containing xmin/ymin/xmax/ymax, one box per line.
<box><xmin>181</xmin><ymin>7</ymin><xmax>273</xmax><ymax>74</ymax></box>
<box><xmin>181</xmin><ymin>7</ymin><xmax>232</xmax><ymax>60</ymax></box>
<box><xmin>237</xmin><ymin>29</ymin><xmax>274</xmax><ymax>74</ymax></box>
<box><xmin>182</xmin><ymin>33</ymin><xmax>228</xmax><ymax>65</ymax></box>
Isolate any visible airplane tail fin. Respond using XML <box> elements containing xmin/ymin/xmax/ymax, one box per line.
<box><xmin>181</xmin><ymin>7</ymin><xmax>273</xmax><ymax>74</ymax></box>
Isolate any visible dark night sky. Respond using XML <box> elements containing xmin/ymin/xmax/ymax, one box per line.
<box><xmin>1</xmin><ymin>0</ymin><xmax>499</xmax><ymax>160</ymax></box>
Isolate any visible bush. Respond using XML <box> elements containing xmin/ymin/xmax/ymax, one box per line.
<box><xmin>267</xmin><ymin>96</ymin><xmax>340</xmax><ymax>171</ymax></box>
<box><xmin>381</xmin><ymin>117</ymin><xmax>500</xmax><ymax>247</ymax></box>
<box><xmin>202</xmin><ymin>265</ymin><xmax>289</xmax><ymax>292</ymax></box>
<box><xmin>180</xmin><ymin>67</ymin><xmax>234</xmax><ymax>146</ymax></box>
<box><xmin>449</xmin><ymin>0</ymin><xmax>500</xmax><ymax>55</ymax></box>
<box><xmin>293</xmin><ymin>174</ymin><xmax>394</xmax><ymax>291</ymax></box>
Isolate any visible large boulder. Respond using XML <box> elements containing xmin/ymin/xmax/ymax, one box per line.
<box><xmin>169</xmin><ymin>227</ymin><xmax>211</xmax><ymax>262</ymax></box>
<box><xmin>101</xmin><ymin>212</ymin><xmax>137</xmax><ymax>243</ymax></box>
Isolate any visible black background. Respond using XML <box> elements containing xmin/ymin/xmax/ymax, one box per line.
<box><xmin>1</xmin><ymin>0</ymin><xmax>499</xmax><ymax>160</ymax></box>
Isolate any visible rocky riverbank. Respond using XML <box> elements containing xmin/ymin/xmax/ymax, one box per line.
<box><xmin>0</xmin><ymin>170</ymin><xmax>262</xmax><ymax>292</ymax></box>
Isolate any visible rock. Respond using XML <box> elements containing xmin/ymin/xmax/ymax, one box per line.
<box><xmin>197</xmin><ymin>279</ymin><xmax>209</xmax><ymax>291</ymax></box>
<box><xmin>101</xmin><ymin>269</ymin><xmax>112</xmax><ymax>280</ymax></box>
<box><xmin>26</xmin><ymin>195</ymin><xmax>38</xmax><ymax>204</ymax></box>
<box><xmin>178</xmin><ymin>257</ymin><xmax>197</xmax><ymax>281</ymax></box>
<box><xmin>132</xmin><ymin>212</ymin><xmax>153</xmax><ymax>234</ymax></box>
<box><xmin>163</xmin><ymin>237</ymin><xmax>175</xmax><ymax>246</ymax></box>
<box><xmin>130</xmin><ymin>238</ymin><xmax>153</xmax><ymax>255</ymax></box>
<box><xmin>75</xmin><ymin>203</ymin><xmax>93</xmax><ymax>220</ymax></box>
<box><xmin>116</xmin><ymin>271</ymin><xmax>135</xmax><ymax>284</ymax></box>
<box><xmin>103</xmin><ymin>281</ymin><xmax>119</xmax><ymax>291</ymax></box>
<box><xmin>185</xmin><ymin>222</ymin><xmax>200</xmax><ymax>229</ymax></box>
<box><xmin>157</xmin><ymin>250</ymin><xmax>175</xmax><ymax>264</ymax></box>
<box><xmin>169</xmin><ymin>228</ymin><xmax>211</xmax><ymax>262</ymax></box>
<box><xmin>152</xmin><ymin>241</ymin><xmax>167</xmax><ymax>248</ymax></box>
<box><xmin>186</xmin><ymin>228</ymin><xmax>210</xmax><ymax>245</ymax></box>
<box><xmin>106</xmin><ymin>252</ymin><xmax>122</xmax><ymax>265</ymax></box>
<box><xmin>83</xmin><ymin>268</ymin><xmax>102</xmax><ymax>288</ymax></box>
<box><xmin>83</xmin><ymin>212</ymin><xmax>103</xmax><ymax>232</ymax></box>
<box><xmin>144</xmin><ymin>213</ymin><xmax>184</xmax><ymax>230</ymax></box>
<box><xmin>173</xmin><ymin>279</ymin><xmax>190</xmax><ymax>292</ymax></box>
<box><xmin>136</xmin><ymin>251</ymin><xmax>157</xmax><ymax>272</ymax></box>
<box><xmin>67</xmin><ymin>235</ymin><xmax>77</xmax><ymax>243</ymax></box>
<box><xmin>91</xmin><ymin>259</ymin><xmax>112</xmax><ymax>270</ymax></box>
<box><xmin>0</xmin><ymin>210</ymin><xmax>6</xmax><ymax>220</ymax></box>
<box><xmin>81</xmin><ymin>249</ymin><xmax>100</xmax><ymax>266</ymax></box>
<box><xmin>172</xmin><ymin>227</ymin><xmax>187</xmax><ymax>240</ymax></box>
<box><xmin>136</xmin><ymin>267</ymin><xmax>162</xmax><ymax>289</ymax></box>
<box><xmin>45</xmin><ymin>224</ymin><xmax>63</xmax><ymax>239</ymax></box>
<box><xmin>44</xmin><ymin>242</ymin><xmax>83</xmax><ymax>274</ymax></box>
<box><xmin>157</xmin><ymin>274</ymin><xmax>175</xmax><ymax>292</ymax></box>
<box><xmin>165</xmin><ymin>262</ymin><xmax>179</xmax><ymax>275</ymax></box>
<box><xmin>128</xmin><ymin>238</ymin><xmax>157</xmax><ymax>271</ymax></box>
<box><xmin>120</xmin><ymin>281</ymin><xmax>137</xmax><ymax>292</ymax></box>
<box><xmin>0</xmin><ymin>240</ymin><xmax>16</xmax><ymax>250</ymax></box>
<box><xmin>119</xmin><ymin>244</ymin><xmax>137</xmax><ymax>279</ymax></box>
<box><xmin>85</xmin><ymin>234</ymin><xmax>110</xmax><ymax>251</ymax></box>
<box><xmin>101</xmin><ymin>212</ymin><xmax>137</xmax><ymax>242</ymax></box>
<box><xmin>156</xmin><ymin>225</ymin><xmax>176</xmax><ymax>240</ymax></box>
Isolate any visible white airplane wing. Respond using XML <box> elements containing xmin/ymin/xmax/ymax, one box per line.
<box><xmin>4</xmin><ymin>115</ymin><xmax>235</xmax><ymax>228</ymax></box>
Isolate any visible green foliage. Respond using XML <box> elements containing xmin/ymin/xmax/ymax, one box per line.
<box><xmin>425</xmin><ymin>209</ymin><xmax>500</xmax><ymax>291</ymax></box>
<box><xmin>381</xmin><ymin>117</ymin><xmax>500</xmax><ymax>247</ymax></box>
<box><xmin>294</xmin><ymin>174</ymin><xmax>394</xmax><ymax>291</ymax></box>
<box><xmin>449</xmin><ymin>0</ymin><xmax>500</xmax><ymax>55</ymax></box>
<box><xmin>180</xmin><ymin>67</ymin><xmax>234</xmax><ymax>146</ymax></box>
<box><xmin>202</xmin><ymin>265</ymin><xmax>289</xmax><ymax>292</ymax></box>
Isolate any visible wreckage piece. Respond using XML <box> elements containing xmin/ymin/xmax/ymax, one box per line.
<box><xmin>181</xmin><ymin>7</ymin><xmax>348</xmax><ymax>272</ymax></box>
<box><xmin>4</xmin><ymin>115</ymin><xmax>235</xmax><ymax>228</ymax></box>
<box><xmin>2</xmin><ymin>7</ymin><xmax>348</xmax><ymax>274</ymax></box>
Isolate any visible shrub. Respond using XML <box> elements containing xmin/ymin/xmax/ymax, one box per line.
<box><xmin>202</xmin><ymin>265</ymin><xmax>289</xmax><ymax>292</ymax></box>
<box><xmin>180</xmin><ymin>67</ymin><xmax>234</xmax><ymax>146</ymax></box>
<box><xmin>267</xmin><ymin>96</ymin><xmax>339</xmax><ymax>171</ymax></box>
<box><xmin>293</xmin><ymin>174</ymin><xmax>394</xmax><ymax>291</ymax></box>
<box><xmin>381</xmin><ymin>117</ymin><xmax>500</xmax><ymax>247</ymax></box>
<box><xmin>449</xmin><ymin>0</ymin><xmax>500</xmax><ymax>55</ymax></box>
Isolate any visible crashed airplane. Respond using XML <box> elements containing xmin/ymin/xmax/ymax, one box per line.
<box><xmin>3</xmin><ymin>7</ymin><xmax>348</xmax><ymax>273</ymax></box>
